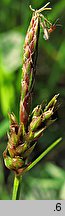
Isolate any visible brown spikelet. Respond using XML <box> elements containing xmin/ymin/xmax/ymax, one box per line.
<box><xmin>20</xmin><ymin>11</ymin><xmax>40</xmax><ymax>126</ymax></box>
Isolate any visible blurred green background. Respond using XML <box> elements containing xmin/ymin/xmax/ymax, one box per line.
<box><xmin>0</xmin><ymin>0</ymin><xmax>65</xmax><ymax>200</ymax></box>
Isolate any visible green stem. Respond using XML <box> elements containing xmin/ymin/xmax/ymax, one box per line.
<box><xmin>12</xmin><ymin>175</ymin><xmax>22</xmax><ymax>200</ymax></box>
<box><xmin>25</xmin><ymin>137</ymin><xmax>62</xmax><ymax>173</ymax></box>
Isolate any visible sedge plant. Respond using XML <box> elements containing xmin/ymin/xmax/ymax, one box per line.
<box><xmin>3</xmin><ymin>2</ymin><xmax>62</xmax><ymax>200</ymax></box>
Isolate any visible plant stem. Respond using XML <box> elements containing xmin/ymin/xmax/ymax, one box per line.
<box><xmin>12</xmin><ymin>175</ymin><xmax>22</xmax><ymax>200</ymax></box>
<box><xmin>25</xmin><ymin>137</ymin><xmax>62</xmax><ymax>173</ymax></box>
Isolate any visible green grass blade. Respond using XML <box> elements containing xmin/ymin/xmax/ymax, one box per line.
<box><xmin>25</xmin><ymin>137</ymin><xmax>62</xmax><ymax>173</ymax></box>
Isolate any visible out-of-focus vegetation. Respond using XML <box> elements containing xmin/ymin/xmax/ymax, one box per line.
<box><xmin>0</xmin><ymin>0</ymin><xmax>65</xmax><ymax>200</ymax></box>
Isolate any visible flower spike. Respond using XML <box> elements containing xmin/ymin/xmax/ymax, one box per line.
<box><xmin>3</xmin><ymin>3</ymin><xmax>59</xmax><ymax>176</ymax></box>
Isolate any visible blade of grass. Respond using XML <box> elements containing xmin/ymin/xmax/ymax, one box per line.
<box><xmin>25</xmin><ymin>137</ymin><xmax>62</xmax><ymax>173</ymax></box>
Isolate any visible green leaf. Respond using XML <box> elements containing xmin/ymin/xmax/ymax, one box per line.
<box><xmin>0</xmin><ymin>119</ymin><xmax>9</xmax><ymax>138</ymax></box>
<box><xmin>0</xmin><ymin>31</ymin><xmax>24</xmax><ymax>73</ymax></box>
<box><xmin>44</xmin><ymin>163</ymin><xmax>65</xmax><ymax>179</ymax></box>
<box><xmin>48</xmin><ymin>0</ymin><xmax>65</xmax><ymax>22</ymax></box>
<box><xmin>24</xmin><ymin>137</ymin><xmax>62</xmax><ymax>173</ymax></box>
<box><xmin>1</xmin><ymin>84</ymin><xmax>15</xmax><ymax>115</ymax></box>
